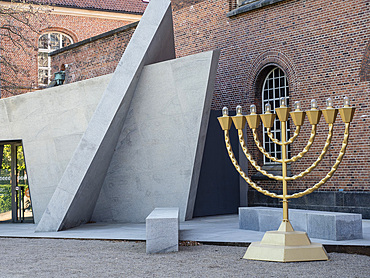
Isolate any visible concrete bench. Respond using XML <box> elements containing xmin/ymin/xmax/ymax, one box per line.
<box><xmin>239</xmin><ymin>207</ymin><xmax>363</xmax><ymax>241</ymax></box>
<box><xmin>146</xmin><ymin>207</ymin><xmax>179</xmax><ymax>254</ymax></box>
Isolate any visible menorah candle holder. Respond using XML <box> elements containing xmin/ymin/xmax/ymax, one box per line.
<box><xmin>218</xmin><ymin>96</ymin><xmax>355</xmax><ymax>262</ymax></box>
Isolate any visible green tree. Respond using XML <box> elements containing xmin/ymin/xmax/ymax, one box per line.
<box><xmin>1</xmin><ymin>144</ymin><xmax>25</xmax><ymax>171</ymax></box>
<box><xmin>0</xmin><ymin>184</ymin><xmax>11</xmax><ymax>213</ymax></box>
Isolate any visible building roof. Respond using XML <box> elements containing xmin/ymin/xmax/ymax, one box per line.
<box><xmin>11</xmin><ymin>0</ymin><xmax>148</xmax><ymax>14</ymax></box>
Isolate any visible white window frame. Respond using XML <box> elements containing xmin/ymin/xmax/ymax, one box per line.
<box><xmin>261</xmin><ymin>67</ymin><xmax>290</xmax><ymax>164</ymax></box>
<box><xmin>38</xmin><ymin>32</ymin><xmax>73</xmax><ymax>86</ymax></box>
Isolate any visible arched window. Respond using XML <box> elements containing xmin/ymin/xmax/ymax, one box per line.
<box><xmin>38</xmin><ymin>32</ymin><xmax>73</xmax><ymax>86</ymax></box>
<box><xmin>262</xmin><ymin>67</ymin><xmax>290</xmax><ymax>164</ymax></box>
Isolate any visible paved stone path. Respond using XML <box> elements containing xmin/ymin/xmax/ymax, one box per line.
<box><xmin>0</xmin><ymin>238</ymin><xmax>369</xmax><ymax>277</ymax></box>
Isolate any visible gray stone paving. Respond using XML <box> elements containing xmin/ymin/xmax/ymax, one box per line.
<box><xmin>0</xmin><ymin>238</ymin><xmax>368</xmax><ymax>278</ymax></box>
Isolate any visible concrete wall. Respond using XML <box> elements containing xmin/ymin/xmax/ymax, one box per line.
<box><xmin>36</xmin><ymin>0</ymin><xmax>177</xmax><ymax>231</ymax></box>
<box><xmin>92</xmin><ymin>50</ymin><xmax>219</xmax><ymax>223</ymax></box>
<box><xmin>0</xmin><ymin>74</ymin><xmax>111</xmax><ymax>223</ymax></box>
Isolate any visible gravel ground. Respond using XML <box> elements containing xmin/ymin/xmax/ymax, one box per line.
<box><xmin>0</xmin><ymin>238</ymin><xmax>368</xmax><ymax>278</ymax></box>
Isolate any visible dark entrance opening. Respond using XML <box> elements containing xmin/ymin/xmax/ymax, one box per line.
<box><xmin>193</xmin><ymin>110</ymin><xmax>241</xmax><ymax>217</ymax></box>
<box><xmin>0</xmin><ymin>141</ymin><xmax>33</xmax><ymax>223</ymax></box>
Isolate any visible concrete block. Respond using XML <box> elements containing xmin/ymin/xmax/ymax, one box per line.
<box><xmin>239</xmin><ymin>207</ymin><xmax>363</xmax><ymax>241</ymax></box>
<box><xmin>336</xmin><ymin>214</ymin><xmax>363</xmax><ymax>240</ymax></box>
<box><xmin>258</xmin><ymin>209</ymin><xmax>281</xmax><ymax>232</ymax></box>
<box><xmin>239</xmin><ymin>207</ymin><xmax>280</xmax><ymax>231</ymax></box>
<box><xmin>308</xmin><ymin>212</ymin><xmax>363</xmax><ymax>241</ymax></box>
<box><xmin>307</xmin><ymin>213</ymin><xmax>336</xmax><ymax>240</ymax></box>
<box><xmin>289</xmin><ymin>209</ymin><xmax>309</xmax><ymax>232</ymax></box>
<box><xmin>146</xmin><ymin>208</ymin><xmax>179</xmax><ymax>254</ymax></box>
<box><xmin>239</xmin><ymin>207</ymin><xmax>259</xmax><ymax>230</ymax></box>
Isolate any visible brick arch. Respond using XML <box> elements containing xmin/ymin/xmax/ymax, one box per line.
<box><xmin>39</xmin><ymin>27</ymin><xmax>78</xmax><ymax>44</ymax></box>
<box><xmin>360</xmin><ymin>42</ymin><xmax>370</xmax><ymax>82</ymax></box>
<box><xmin>245</xmin><ymin>50</ymin><xmax>298</xmax><ymax>105</ymax></box>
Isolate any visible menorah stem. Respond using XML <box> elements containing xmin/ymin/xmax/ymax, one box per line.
<box><xmin>281</xmin><ymin>121</ymin><xmax>289</xmax><ymax>222</ymax></box>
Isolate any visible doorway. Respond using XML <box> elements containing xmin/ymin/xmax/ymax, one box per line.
<box><xmin>193</xmin><ymin>110</ymin><xmax>241</xmax><ymax>217</ymax></box>
<box><xmin>0</xmin><ymin>142</ymin><xmax>33</xmax><ymax>223</ymax></box>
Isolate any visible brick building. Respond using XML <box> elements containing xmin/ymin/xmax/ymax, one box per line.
<box><xmin>2</xmin><ymin>0</ymin><xmax>369</xmax><ymax>218</ymax></box>
<box><xmin>174</xmin><ymin>0</ymin><xmax>369</xmax><ymax>218</ymax></box>
<box><xmin>0</xmin><ymin>0</ymin><xmax>147</xmax><ymax>97</ymax></box>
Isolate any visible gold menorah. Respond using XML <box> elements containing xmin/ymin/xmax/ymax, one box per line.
<box><xmin>218</xmin><ymin>96</ymin><xmax>355</xmax><ymax>262</ymax></box>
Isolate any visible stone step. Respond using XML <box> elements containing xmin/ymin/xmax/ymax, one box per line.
<box><xmin>239</xmin><ymin>207</ymin><xmax>363</xmax><ymax>241</ymax></box>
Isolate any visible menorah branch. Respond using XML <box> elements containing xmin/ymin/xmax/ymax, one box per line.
<box><xmin>266</xmin><ymin>128</ymin><xmax>283</xmax><ymax>145</ymax></box>
<box><xmin>286</xmin><ymin>124</ymin><xmax>333</xmax><ymax>180</ymax></box>
<box><xmin>252</xmin><ymin>129</ymin><xmax>282</xmax><ymax>163</ymax></box>
<box><xmin>285</xmin><ymin>125</ymin><xmax>301</xmax><ymax>145</ymax></box>
<box><xmin>238</xmin><ymin>130</ymin><xmax>283</xmax><ymax>181</ymax></box>
<box><xmin>223</xmin><ymin>130</ymin><xmax>281</xmax><ymax>199</ymax></box>
<box><xmin>219</xmin><ymin>96</ymin><xmax>355</xmax><ymax>201</ymax></box>
<box><xmin>285</xmin><ymin>122</ymin><xmax>350</xmax><ymax>199</ymax></box>
<box><xmin>266</xmin><ymin>125</ymin><xmax>301</xmax><ymax>146</ymax></box>
<box><xmin>285</xmin><ymin>125</ymin><xmax>317</xmax><ymax>163</ymax></box>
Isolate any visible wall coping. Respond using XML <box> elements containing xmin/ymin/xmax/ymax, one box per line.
<box><xmin>49</xmin><ymin>21</ymin><xmax>139</xmax><ymax>56</ymax></box>
<box><xmin>227</xmin><ymin>0</ymin><xmax>289</xmax><ymax>17</ymax></box>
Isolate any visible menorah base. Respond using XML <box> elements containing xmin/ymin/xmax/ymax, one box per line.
<box><xmin>243</xmin><ymin>221</ymin><xmax>328</xmax><ymax>262</ymax></box>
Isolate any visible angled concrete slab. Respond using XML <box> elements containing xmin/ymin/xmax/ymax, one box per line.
<box><xmin>92</xmin><ymin>50</ymin><xmax>220</xmax><ymax>223</ymax></box>
<box><xmin>36</xmin><ymin>0</ymin><xmax>175</xmax><ymax>231</ymax></box>
<box><xmin>0</xmin><ymin>74</ymin><xmax>111</xmax><ymax>223</ymax></box>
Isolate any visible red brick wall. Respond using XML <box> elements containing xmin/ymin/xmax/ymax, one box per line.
<box><xmin>173</xmin><ymin>0</ymin><xmax>370</xmax><ymax>192</ymax></box>
<box><xmin>360</xmin><ymin>42</ymin><xmax>370</xmax><ymax>82</ymax></box>
<box><xmin>172</xmin><ymin>0</ymin><xmax>211</xmax><ymax>11</ymax></box>
<box><xmin>50</xmin><ymin>23</ymin><xmax>137</xmax><ymax>83</ymax></box>
<box><xmin>0</xmin><ymin>11</ymin><xmax>135</xmax><ymax>98</ymax></box>
<box><xmin>43</xmin><ymin>14</ymin><xmax>134</xmax><ymax>42</ymax></box>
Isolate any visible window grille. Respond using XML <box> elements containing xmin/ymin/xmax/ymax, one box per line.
<box><xmin>261</xmin><ymin>67</ymin><xmax>290</xmax><ymax>164</ymax></box>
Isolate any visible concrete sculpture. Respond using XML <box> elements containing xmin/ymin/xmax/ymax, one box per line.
<box><xmin>0</xmin><ymin>0</ymin><xmax>219</xmax><ymax>231</ymax></box>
